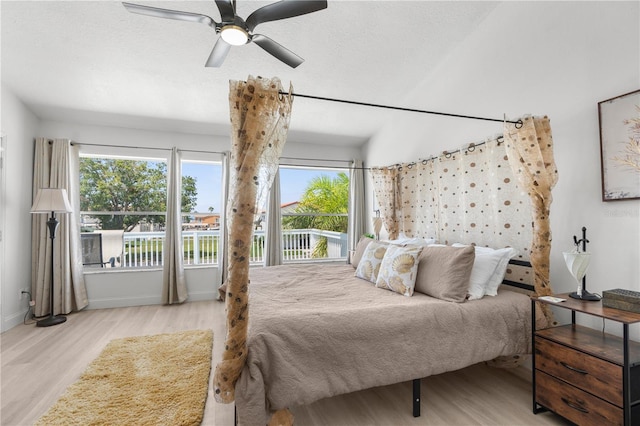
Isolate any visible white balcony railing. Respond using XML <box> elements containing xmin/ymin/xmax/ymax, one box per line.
<box><xmin>111</xmin><ymin>229</ymin><xmax>347</xmax><ymax>268</ymax></box>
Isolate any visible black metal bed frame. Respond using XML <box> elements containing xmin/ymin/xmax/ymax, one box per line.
<box><xmin>409</xmin><ymin>258</ymin><xmax>534</xmax><ymax>418</ymax></box>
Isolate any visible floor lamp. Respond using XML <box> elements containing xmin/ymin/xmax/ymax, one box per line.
<box><xmin>30</xmin><ymin>188</ymin><xmax>73</xmax><ymax>327</ymax></box>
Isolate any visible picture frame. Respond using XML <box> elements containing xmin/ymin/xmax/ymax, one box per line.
<box><xmin>598</xmin><ymin>89</ymin><xmax>640</xmax><ymax>201</ymax></box>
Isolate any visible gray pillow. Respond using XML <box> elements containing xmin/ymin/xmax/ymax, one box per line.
<box><xmin>414</xmin><ymin>245</ymin><xmax>475</xmax><ymax>302</ymax></box>
<box><xmin>351</xmin><ymin>236</ymin><xmax>374</xmax><ymax>269</ymax></box>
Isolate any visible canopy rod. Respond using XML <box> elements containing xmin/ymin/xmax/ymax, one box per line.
<box><xmin>279</xmin><ymin>91</ymin><xmax>524</xmax><ymax>128</ymax></box>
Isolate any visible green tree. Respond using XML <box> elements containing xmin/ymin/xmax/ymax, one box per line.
<box><xmin>181</xmin><ymin>175</ymin><xmax>197</xmax><ymax>224</ymax></box>
<box><xmin>80</xmin><ymin>158</ymin><xmax>198</xmax><ymax>230</ymax></box>
<box><xmin>283</xmin><ymin>172</ymin><xmax>349</xmax><ymax>257</ymax></box>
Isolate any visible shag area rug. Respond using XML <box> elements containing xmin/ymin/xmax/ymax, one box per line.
<box><xmin>35</xmin><ymin>329</ymin><xmax>213</xmax><ymax>426</ymax></box>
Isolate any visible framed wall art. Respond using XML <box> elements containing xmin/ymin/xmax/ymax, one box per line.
<box><xmin>598</xmin><ymin>89</ymin><xmax>640</xmax><ymax>201</ymax></box>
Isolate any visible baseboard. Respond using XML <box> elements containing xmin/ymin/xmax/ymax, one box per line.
<box><xmin>86</xmin><ymin>290</ymin><xmax>217</xmax><ymax>310</ymax></box>
<box><xmin>1</xmin><ymin>309</ymin><xmax>28</xmax><ymax>332</ymax></box>
<box><xmin>186</xmin><ymin>290</ymin><xmax>218</xmax><ymax>302</ymax></box>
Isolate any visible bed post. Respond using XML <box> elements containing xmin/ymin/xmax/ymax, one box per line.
<box><xmin>413</xmin><ymin>378</ymin><xmax>421</xmax><ymax>417</ymax></box>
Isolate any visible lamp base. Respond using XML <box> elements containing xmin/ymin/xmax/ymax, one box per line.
<box><xmin>569</xmin><ymin>290</ymin><xmax>601</xmax><ymax>302</ymax></box>
<box><xmin>36</xmin><ymin>315</ymin><xmax>67</xmax><ymax>327</ymax></box>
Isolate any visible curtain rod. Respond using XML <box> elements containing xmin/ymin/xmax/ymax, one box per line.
<box><xmin>50</xmin><ymin>140</ymin><xmax>225</xmax><ymax>155</ymax></box>
<box><xmin>372</xmin><ymin>136</ymin><xmax>504</xmax><ymax>170</ymax></box>
<box><xmin>280</xmin><ymin>156</ymin><xmax>351</xmax><ymax>164</ymax></box>
<box><xmin>280</xmin><ymin>163</ymin><xmax>356</xmax><ymax>171</ymax></box>
<box><xmin>279</xmin><ymin>92</ymin><xmax>524</xmax><ymax>128</ymax></box>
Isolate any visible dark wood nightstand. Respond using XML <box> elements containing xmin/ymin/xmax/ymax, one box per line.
<box><xmin>532</xmin><ymin>293</ymin><xmax>640</xmax><ymax>426</ymax></box>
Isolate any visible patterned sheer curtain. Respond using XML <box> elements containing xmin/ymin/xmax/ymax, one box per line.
<box><xmin>161</xmin><ymin>147</ymin><xmax>187</xmax><ymax>304</ymax></box>
<box><xmin>214</xmin><ymin>76</ymin><xmax>293</xmax><ymax>404</ymax></box>
<box><xmin>379</xmin><ymin>138</ymin><xmax>531</xmax><ymax>254</ymax></box>
<box><xmin>437</xmin><ymin>139</ymin><xmax>531</xmax><ymax>256</ymax></box>
<box><xmin>504</xmin><ymin>116</ymin><xmax>558</xmax><ymax>323</ymax></box>
<box><xmin>370</xmin><ymin>117</ymin><xmax>560</xmax><ymax>291</ymax></box>
<box><xmin>370</xmin><ymin>167</ymin><xmax>399</xmax><ymax>239</ymax></box>
<box><xmin>410</xmin><ymin>160</ymin><xmax>440</xmax><ymax>239</ymax></box>
<box><xmin>396</xmin><ymin>163</ymin><xmax>418</xmax><ymax>237</ymax></box>
<box><xmin>31</xmin><ymin>138</ymin><xmax>87</xmax><ymax>316</ymax></box>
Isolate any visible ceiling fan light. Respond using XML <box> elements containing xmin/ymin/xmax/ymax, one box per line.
<box><xmin>221</xmin><ymin>25</ymin><xmax>248</xmax><ymax>46</ymax></box>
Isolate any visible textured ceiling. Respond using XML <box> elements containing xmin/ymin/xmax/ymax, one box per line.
<box><xmin>1</xmin><ymin>1</ymin><xmax>500</xmax><ymax>145</ymax></box>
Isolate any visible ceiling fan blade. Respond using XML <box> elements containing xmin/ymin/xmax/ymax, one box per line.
<box><xmin>251</xmin><ymin>34</ymin><xmax>303</xmax><ymax>68</ymax></box>
<box><xmin>245</xmin><ymin>0</ymin><xmax>327</xmax><ymax>32</ymax></box>
<box><xmin>205</xmin><ymin>38</ymin><xmax>232</xmax><ymax>67</ymax></box>
<box><xmin>215</xmin><ymin>0</ymin><xmax>236</xmax><ymax>22</ymax></box>
<box><xmin>122</xmin><ymin>2</ymin><xmax>217</xmax><ymax>28</ymax></box>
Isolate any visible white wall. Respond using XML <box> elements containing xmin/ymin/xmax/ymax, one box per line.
<box><xmin>365</xmin><ymin>2</ymin><xmax>640</xmax><ymax>333</ymax></box>
<box><xmin>0</xmin><ymin>84</ymin><xmax>40</xmax><ymax>331</ymax></box>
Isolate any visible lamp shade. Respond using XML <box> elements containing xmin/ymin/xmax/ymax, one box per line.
<box><xmin>30</xmin><ymin>188</ymin><xmax>73</xmax><ymax>214</ymax></box>
<box><xmin>372</xmin><ymin>217</ymin><xmax>383</xmax><ymax>236</ymax></box>
<box><xmin>563</xmin><ymin>250</ymin><xmax>591</xmax><ymax>284</ymax></box>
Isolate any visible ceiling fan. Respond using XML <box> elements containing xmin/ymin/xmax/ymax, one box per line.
<box><xmin>122</xmin><ymin>0</ymin><xmax>328</xmax><ymax>68</ymax></box>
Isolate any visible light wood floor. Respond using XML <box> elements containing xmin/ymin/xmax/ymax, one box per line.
<box><xmin>1</xmin><ymin>300</ymin><xmax>570</xmax><ymax>426</ymax></box>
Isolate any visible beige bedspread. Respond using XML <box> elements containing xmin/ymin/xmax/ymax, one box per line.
<box><xmin>235</xmin><ymin>263</ymin><xmax>531</xmax><ymax>425</ymax></box>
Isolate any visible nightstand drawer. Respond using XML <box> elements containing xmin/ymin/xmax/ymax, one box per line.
<box><xmin>536</xmin><ymin>371</ymin><xmax>622</xmax><ymax>426</ymax></box>
<box><xmin>535</xmin><ymin>336</ymin><xmax>622</xmax><ymax>406</ymax></box>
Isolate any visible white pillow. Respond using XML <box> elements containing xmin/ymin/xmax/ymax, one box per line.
<box><xmin>375</xmin><ymin>244</ymin><xmax>423</xmax><ymax>297</ymax></box>
<box><xmin>482</xmin><ymin>247</ymin><xmax>518</xmax><ymax>296</ymax></box>
<box><xmin>453</xmin><ymin>244</ymin><xmax>518</xmax><ymax>299</ymax></box>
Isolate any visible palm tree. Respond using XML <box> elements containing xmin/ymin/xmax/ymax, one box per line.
<box><xmin>283</xmin><ymin>173</ymin><xmax>349</xmax><ymax>258</ymax></box>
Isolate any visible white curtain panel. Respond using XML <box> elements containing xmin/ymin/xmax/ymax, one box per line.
<box><xmin>348</xmin><ymin>159</ymin><xmax>365</xmax><ymax>251</ymax></box>
<box><xmin>264</xmin><ymin>169</ymin><xmax>282</xmax><ymax>266</ymax></box>
<box><xmin>32</xmin><ymin>139</ymin><xmax>51</xmax><ymax>316</ymax></box>
<box><xmin>217</xmin><ymin>151</ymin><xmax>230</xmax><ymax>298</ymax></box>
<box><xmin>31</xmin><ymin>138</ymin><xmax>87</xmax><ymax>316</ymax></box>
<box><xmin>161</xmin><ymin>147</ymin><xmax>187</xmax><ymax>304</ymax></box>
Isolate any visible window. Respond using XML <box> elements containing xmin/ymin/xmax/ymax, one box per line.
<box><xmin>181</xmin><ymin>160</ymin><xmax>222</xmax><ymax>267</ymax></box>
<box><xmin>278</xmin><ymin>166</ymin><xmax>349</xmax><ymax>262</ymax></box>
<box><xmin>79</xmin><ymin>153</ymin><xmax>224</xmax><ymax>270</ymax></box>
<box><xmin>79</xmin><ymin>150</ymin><xmax>348</xmax><ymax>268</ymax></box>
<box><xmin>79</xmin><ymin>155</ymin><xmax>167</xmax><ymax>268</ymax></box>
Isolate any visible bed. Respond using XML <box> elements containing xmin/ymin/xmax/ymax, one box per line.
<box><xmin>234</xmin><ymin>246</ymin><xmax>535</xmax><ymax>425</ymax></box>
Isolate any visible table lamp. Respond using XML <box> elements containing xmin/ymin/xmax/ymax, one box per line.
<box><xmin>564</xmin><ymin>226</ymin><xmax>600</xmax><ymax>301</ymax></box>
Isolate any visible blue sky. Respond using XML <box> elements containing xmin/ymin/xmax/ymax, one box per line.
<box><xmin>182</xmin><ymin>163</ymin><xmax>342</xmax><ymax>214</ymax></box>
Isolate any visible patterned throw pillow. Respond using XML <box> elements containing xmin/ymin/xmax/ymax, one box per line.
<box><xmin>354</xmin><ymin>241</ymin><xmax>388</xmax><ymax>283</ymax></box>
<box><xmin>375</xmin><ymin>245</ymin><xmax>424</xmax><ymax>296</ymax></box>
